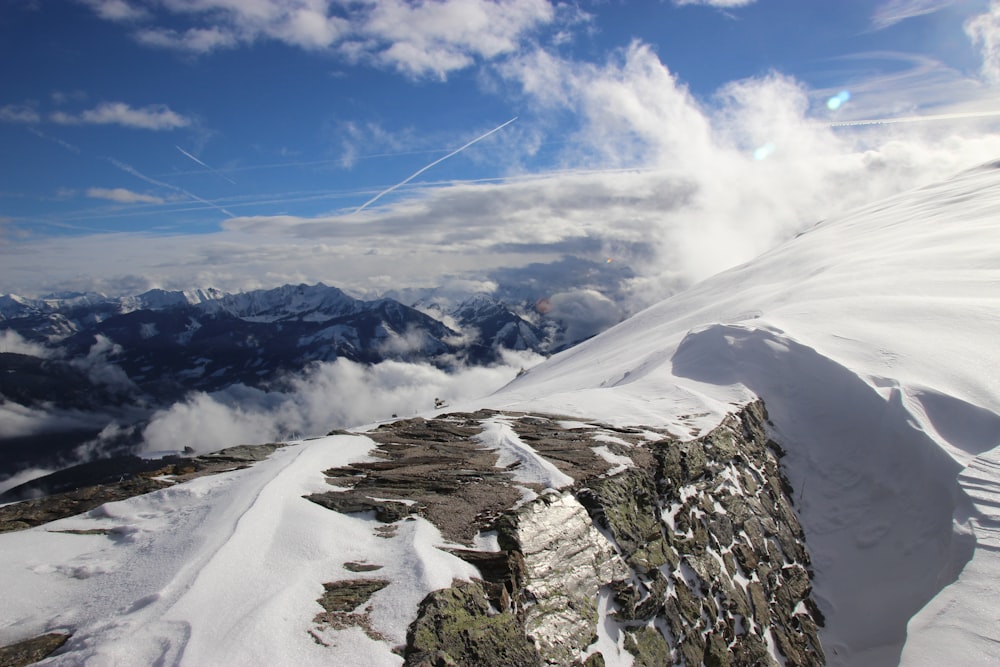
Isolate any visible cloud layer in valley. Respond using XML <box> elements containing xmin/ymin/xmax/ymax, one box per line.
<box><xmin>140</xmin><ymin>350</ymin><xmax>543</xmax><ymax>454</ymax></box>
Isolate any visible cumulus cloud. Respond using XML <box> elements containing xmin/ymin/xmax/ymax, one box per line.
<box><xmin>50</xmin><ymin>102</ymin><xmax>191</xmax><ymax>130</ymax></box>
<box><xmin>86</xmin><ymin>187</ymin><xmax>165</xmax><ymax>204</ymax></box>
<box><xmin>80</xmin><ymin>0</ymin><xmax>559</xmax><ymax>78</ymax></box>
<box><xmin>358</xmin><ymin>0</ymin><xmax>555</xmax><ymax>79</ymax></box>
<box><xmin>967</xmin><ymin>1</ymin><xmax>1000</xmax><ymax>83</ymax></box>
<box><xmin>140</xmin><ymin>352</ymin><xmax>543</xmax><ymax>453</ymax></box>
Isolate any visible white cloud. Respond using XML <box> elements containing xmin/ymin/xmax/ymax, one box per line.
<box><xmin>70</xmin><ymin>335</ymin><xmax>137</xmax><ymax>396</ymax></box>
<box><xmin>86</xmin><ymin>187</ymin><xmax>165</xmax><ymax>204</ymax></box>
<box><xmin>79</xmin><ymin>0</ymin><xmax>148</xmax><ymax>21</ymax></box>
<box><xmin>136</xmin><ymin>26</ymin><xmax>238</xmax><ymax>53</ymax></box>
<box><xmin>0</xmin><ymin>104</ymin><xmax>41</xmax><ymax>124</ymax></box>
<box><xmin>546</xmin><ymin>289</ymin><xmax>621</xmax><ymax>346</ymax></box>
<box><xmin>0</xmin><ymin>330</ymin><xmax>50</xmax><ymax>357</ymax></box>
<box><xmin>359</xmin><ymin>0</ymin><xmax>555</xmax><ymax>79</ymax></box>
<box><xmin>80</xmin><ymin>0</ymin><xmax>559</xmax><ymax>78</ymax></box>
<box><xmin>50</xmin><ymin>102</ymin><xmax>191</xmax><ymax>130</ymax></box>
<box><xmin>967</xmin><ymin>1</ymin><xmax>1000</xmax><ymax>83</ymax></box>
<box><xmin>140</xmin><ymin>353</ymin><xmax>544</xmax><ymax>453</ymax></box>
<box><xmin>873</xmin><ymin>0</ymin><xmax>955</xmax><ymax>30</ymax></box>
<box><xmin>5</xmin><ymin>41</ymin><xmax>1000</xmax><ymax>320</ymax></box>
<box><xmin>673</xmin><ymin>0</ymin><xmax>756</xmax><ymax>6</ymax></box>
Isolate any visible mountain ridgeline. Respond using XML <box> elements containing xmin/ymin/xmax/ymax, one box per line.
<box><xmin>0</xmin><ymin>283</ymin><xmax>555</xmax><ymax>479</ymax></box>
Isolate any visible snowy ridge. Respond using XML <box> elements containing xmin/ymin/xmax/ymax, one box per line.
<box><xmin>0</xmin><ymin>435</ymin><xmax>482</xmax><ymax>665</ymax></box>
<box><xmin>484</xmin><ymin>162</ymin><xmax>1000</xmax><ymax>664</ymax></box>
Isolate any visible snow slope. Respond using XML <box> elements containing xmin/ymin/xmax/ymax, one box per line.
<box><xmin>1</xmin><ymin>162</ymin><xmax>998</xmax><ymax>665</ymax></box>
<box><xmin>484</xmin><ymin>161</ymin><xmax>1000</xmax><ymax>665</ymax></box>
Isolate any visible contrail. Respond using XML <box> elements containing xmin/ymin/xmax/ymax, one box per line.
<box><xmin>829</xmin><ymin>110</ymin><xmax>1000</xmax><ymax>127</ymax></box>
<box><xmin>354</xmin><ymin>116</ymin><xmax>518</xmax><ymax>214</ymax></box>
<box><xmin>108</xmin><ymin>157</ymin><xmax>236</xmax><ymax>218</ymax></box>
<box><xmin>176</xmin><ymin>145</ymin><xmax>238</xmax><ymax>184</ymax></box>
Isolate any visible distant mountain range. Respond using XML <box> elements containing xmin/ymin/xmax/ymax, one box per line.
<box><xmin>0</xmin><ymin>283</ymin><xmax>557</xmax><ymax>477</ymax></box>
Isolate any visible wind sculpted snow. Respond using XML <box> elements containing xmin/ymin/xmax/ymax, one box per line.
<box><xmin>0</xmin><ymin>435</ymin><xmax>479</xmax><ymax>665</ymax></box>
<box><xmin>487</xmin><ymin>162</ymin><xmax>1000</xmax><ymax>665</ymax></box>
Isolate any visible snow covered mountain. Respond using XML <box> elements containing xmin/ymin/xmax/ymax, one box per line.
<box><xmin>1</xmin><ymin>162</ymin><xmax>999</xmax><ymax>665</ymax></box>
<box><xmin>0</xmin><ymin>285</ymin><xmax>549</xmax><ymax>480</ymax></box>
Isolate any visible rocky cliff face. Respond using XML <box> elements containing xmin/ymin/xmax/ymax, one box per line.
<box><xmin>311</xmin><ymin>402</ymin><xmax>824</xmax><ymax>666</ymax></box>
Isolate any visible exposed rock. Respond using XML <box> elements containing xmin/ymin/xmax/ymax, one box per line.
<box><xmin>0</xmin><ymin>632</ymin><xmax>71</xmax><ymax>666</ymax></box>
<box><xmin>0</xmin><ymin>443</ymin><xmax>285</xmax><ymax>533</ymax></box>
<box><xmin>0</xmin><ymin>477</ymin><xmax>170</xmax><ymax>533</ymax></box>
<box><xmin>623</xmin><ymin>626</ymin><xmax>672</xmax><ymax>667</ymax></box>
<box><xmin>318</xmin><ymin>579</ymin><xmax>389</xmax><ymax>613</ymax></box>
<box><xmin>343</xmin><ymin>561</ymin><xmax>384</xmax><ymax>572</ymax></box>
<box><xmin>502</xmin><ymin>491</ymin><xmax>629</xmax><ymax>664</ymax></box>
<box><xmin>313</xmin><ymin>579</ymin><xmax>390</xmax><ymax>643</ymax></box>
<box><xmin>404</xmin><ymin>580</ymin><xmax>542</xmax><ymax>667</ymax></box>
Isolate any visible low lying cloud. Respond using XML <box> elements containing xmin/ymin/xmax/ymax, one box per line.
<box><xmin>70</xmin><ymin>335</ymin><xmax>137</xmax><ymax>395</ymax></box>
<box><xmin>0</xmin><ymin>330</ymin><xmax>50</xmax><ymax>357</ymax></box>
<box><xmin>140</xmin><ymin>350</ymin><xmax>543</xmax><ymax>454</ymax></box>
<box><xmin>546</xmin><ymin>289</ymin><xmax>621</xmax><ymax>346</ymax></box>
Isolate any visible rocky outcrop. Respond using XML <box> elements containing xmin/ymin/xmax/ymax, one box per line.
<box><xmin>579</xmin><ymin>403</ymin><xmax>824</xmax><ymax>666</ymax></box>
<box><xmin>308</xmin><ymin>402</ymin><xmax>824</xmax><ymax>666</ymax></box>
<box><xmin>0</xmin><ymin>632</ymin><xmax>71</xmax><ymax>667</ymax></box>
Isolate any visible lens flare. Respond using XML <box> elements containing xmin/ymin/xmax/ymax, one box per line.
<box><xmin>753</xmin><ymin>143</ymin><xmax>776</xmax><ymax>161</ymax></box>
<box><xmin>827</xmin><ymin>90</ymin><xmax>851</xmax><ymax>111</ymax></box>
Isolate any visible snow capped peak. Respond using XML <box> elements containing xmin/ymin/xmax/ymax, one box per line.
<box><xmin>199</xmin><ymin>283</ymin><xmax>360</xmax><ymax>322</ymax></box>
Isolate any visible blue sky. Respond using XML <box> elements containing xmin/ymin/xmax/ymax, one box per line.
<box><xmin>3</xmin><ymin>0</ymin><xmax>1000</xmax><ymax>306</ymax></box>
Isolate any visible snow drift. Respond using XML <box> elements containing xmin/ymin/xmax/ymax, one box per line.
<box><xmin>485</xmin><ymin>161</ymin><xmax>1000</xmax><ymax>665</ymax></box>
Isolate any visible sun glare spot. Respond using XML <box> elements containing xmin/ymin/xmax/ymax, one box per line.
<box><xmin>753</xmin><ymin>143</ymin><xmax>776</xmax><ymax>161</ymax></box>
<box><xmin>827</xmin><ymin>90</ymin><xmax>851</xmax><ymax>111</ymax></box>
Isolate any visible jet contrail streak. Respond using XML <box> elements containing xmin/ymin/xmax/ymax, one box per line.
<box><xmin>829</xmin><ymin>110</ymin><xmax>1000</xmax><ymax>127</ymax></box>
<box><xmin>176</xmin><ymin>145</ymin><xmax>238</xmax><ymax>184</ymax></box>
<box><xmin>354</xmin><ymin>116</ymin><xmax>518</xmax><ymax>214</ymax></box>
<box><xmin>108</xmin><ymin>157</ymin><xmax>236</xmax><ymax>218</ymax></box>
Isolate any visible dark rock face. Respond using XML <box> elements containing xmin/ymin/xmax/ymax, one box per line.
<box><xmin>579</xmin><ymin>402</ymin><xmax>824</xmax><ymax>666</ymax></box>
<box><xmin>306</xmin><ymin>402</ymin><xmax>824</xmax><ymax>666</ymax></box>
<box><xmin>0</xmin><ymin>632</ymin><xmax>71</xmax><ymax>666</ymax></box>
